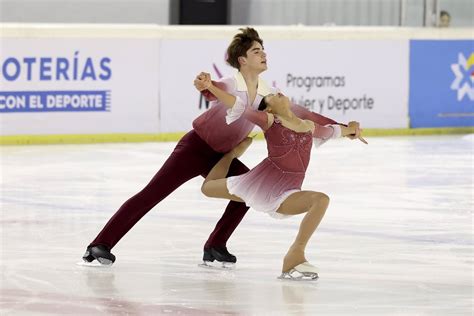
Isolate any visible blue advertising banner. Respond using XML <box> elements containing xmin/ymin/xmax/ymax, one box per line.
<box><xmin>0</xmin><ymin>37</ymin><xmax>160</xmax><ymax>136</ymax></box>
<box><xmin>409</xmin><ymin>40</ymin><xmax>474</xmax><ymax>128</ymax></box>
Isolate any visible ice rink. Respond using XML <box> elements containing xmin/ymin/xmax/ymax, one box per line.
<box><xmin>1</xmin><ymin>134</ymin><xmax>473</xmax><ymax>315</ymax></box>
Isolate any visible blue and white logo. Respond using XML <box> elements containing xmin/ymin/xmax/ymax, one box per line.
<box><xmin>409</xmin><ymin>40</ymin><xmax>473</xmax><ymax>127</ymax></box>
<box><xmin>450</xmin><ymin>53</ymin><xmax>474</xmax><ymax>101</ymax></box>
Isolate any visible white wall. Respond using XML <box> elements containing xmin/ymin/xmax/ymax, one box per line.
<box><xmin>0</xmin><ymin>0</ymin><xmax>170</xmax><ymax>24</ymax></box>
<box><xmin>0</xmin><ymin>0</ymin><xmax>472</xmax><ymax>27</ymax></box>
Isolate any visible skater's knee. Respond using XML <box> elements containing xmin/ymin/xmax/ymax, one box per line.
<box><xmin>201</xmin><ymin>182</ymin><xmax>211</xmax><ymax>197</ymax></box>
<box><xmin>310</xmin><ymin>192</ymin><xmax>330</xmax><ymax>208</ymax></box>
<box><xmin>201</xmin><ymin>180</ymin><xmax>220</xmax><ymax>198</ymax></box>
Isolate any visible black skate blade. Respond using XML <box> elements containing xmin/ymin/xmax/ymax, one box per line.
<box><xmin>198</xmin><ymin>261</ymin><xmax>236</xmax><ymax>270</ymax></box>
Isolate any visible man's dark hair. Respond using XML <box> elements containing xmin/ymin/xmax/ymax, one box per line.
<box><xmin>258</xmin><ymin>96</ymin><xmax>268</xmax><ymax>111</ymax></box>
<box><xmin>226</xmin><ymin>27</ymin><xmax>263</xmax><ymax>69</ymax></box>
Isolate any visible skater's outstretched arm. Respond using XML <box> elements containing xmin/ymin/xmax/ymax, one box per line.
<box><xmin>287</xmin><ymin>95</ymin><xmax>367</xmax><ymax>144</ymax></box>
<box><xmin>310</xmin><ymin>122</ymin><xmax>367</xmax><ymax>147</ymax></box>
<box><xmin>290</xmin><ymin>103</ymin><xmax>339</xmax><ymax>126</ymax></box>
<box><xmin>308</xmin><ymin>120</ymin><xmax>357</xmax><ymax>147</ymax></box>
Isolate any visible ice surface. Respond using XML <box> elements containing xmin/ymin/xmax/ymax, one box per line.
<box><xmin>1</xmin><ymin>135</ymin><xmax>472</xmax><ymax>315</ymax></box>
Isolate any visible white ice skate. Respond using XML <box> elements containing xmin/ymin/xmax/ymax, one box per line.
<box><xmin>278</xmin><ymin>262</ymin><xmax>319</xmax><ymax>281</ymax></box>
<box><xmin>198</xmin><ymin>260</ymin><xmax>236</xmax><ymax>270</ymax></box>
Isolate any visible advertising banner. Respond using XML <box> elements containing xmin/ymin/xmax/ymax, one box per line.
<box><xmin>159</xmin><ymin>39</ymin><xmax>409</xmax><ymax>132</ymax></box>
<box><xmin>0</xmin><ymin>38</ymin><xmax>160</xmax><ymax>135</ymax></box>
<box><xmin>158</xmin><ymin>39</ymin><xmax>233</xmax><ymax>132</ymax></box>
<box><xmin>409</xmin><ymin>40</ymin><xmax>474</xmax><ymax>128</ymax></box>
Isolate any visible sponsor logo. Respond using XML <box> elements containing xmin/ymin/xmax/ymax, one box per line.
<box><xmin>450</xmin><ymin>52</ymin><xmax>474</xmax><ymax>101</ymax></box>
<box><xmin>0</xmin><ymin>52</ymin><xmax>112</xmax><ymax>113</ymax></box>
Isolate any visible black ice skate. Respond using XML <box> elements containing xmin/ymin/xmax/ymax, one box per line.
<box><xmin>199</xmin><ymin>246</ymin><xmax>236</xmax><ymax>270</ymax></box>
<box><xmin>81</xmin><ymin>245</ymin><xmax>116</xmax><ymax>266</ymax></box>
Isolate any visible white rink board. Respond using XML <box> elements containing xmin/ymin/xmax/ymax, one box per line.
<box><xmin>5</xmin><ymin>24</ymin><xmax>467</xmax><ymax>137</ymax></box>
<box><xmin>264</xmin><ymin>40</ymin><xmax>409</xmax><ymax>128</ymax></box>
<box><xmin>0</xmin><ymin>38</ymin><xmax>160</xmax><ymax>135</ymax></box>
<box><xmin>159</xmin><ymin>39</ymin><xmax>409</xmax><ymax>132</ymax></box>
<box><xmin>158</xmin><ymin>39</ymin><xmax>234</xmax><ymax>133</ymax></box>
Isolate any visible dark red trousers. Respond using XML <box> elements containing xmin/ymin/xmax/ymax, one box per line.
<box><xmin>90</xmin><ymin>130</ymin><xmax>250</xmax><ymax>250</ymax></box>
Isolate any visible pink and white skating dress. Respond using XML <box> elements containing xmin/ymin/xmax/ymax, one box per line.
<box><xmin>225</xmin><ymin>101</ymin><xmax>341</xmax><ymax>219</ymax></box>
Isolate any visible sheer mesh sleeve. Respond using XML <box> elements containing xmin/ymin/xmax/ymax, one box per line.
<box><xmin>312</xmin><ymin>124</ymin><xmax>342</xmax><ymax>147</ymax></box>
<box><xmin>291</xmin><ymin>103</ymin><xmax>340</xmax><ymax>126</ymax></box>
<box><xmin>201</xmin><ymin>77</ymin><xmax>234</xmax><ymax>102</ymax></box>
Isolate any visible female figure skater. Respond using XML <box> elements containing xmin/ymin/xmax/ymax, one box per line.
<box><xmin>197</xmin><ymin>74</ymin><xmax>366</xmax><ymax>280</ymax></box>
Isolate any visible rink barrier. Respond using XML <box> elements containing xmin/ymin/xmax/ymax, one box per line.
<box><xmin>1</xmin><ymin>128</ymin><xmax>473</xmax><ymax>145</ymax></box>
<box><xmin>0</xmin><ymin>133</ymin><xmax>185</xmax><ymax>145</ymax></box>
<box><xmin>1</xmin><ymin>24</ymin><xmax>472</xmax><ymax>145</ymax></box>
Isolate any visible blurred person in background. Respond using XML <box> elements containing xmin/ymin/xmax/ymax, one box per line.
<box><xmin>439</xmin><ymin>10</ymin><xmax>451</xmax><ymax>27</ymax></box>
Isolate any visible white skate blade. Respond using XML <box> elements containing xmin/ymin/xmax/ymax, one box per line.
<box><xmin>277</xmin><ymin>271</ymin><xmax>318</xmax><ymax>281</ymax></box>
<box><xmin>277</xmin><ymin>262</ymin><xmax>319</xmax><ymax>281</ymax></box>
<box><xmin>76</xmin><ymin>261</ymin><xmax>112</xmax><ymax>267</ymax></box>
<box><xmin>198</xmin><ymin>261</ymin><xmax>236</xmax><ymax>270</ymax></box>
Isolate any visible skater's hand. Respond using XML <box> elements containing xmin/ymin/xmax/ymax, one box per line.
<box><xmin>346</xmin><ymin>121</ymin><xmax>360</xmax><ymax>139</ymax></box>
<box><xmin>194</xmin><ymin>72</ymin><xmax>212</xmax><ymax>91</ymax></box>
<box><xmin>347</xmin><ymin>121</ymin><xmax>368</xmax><ymax>144</ymax></box>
